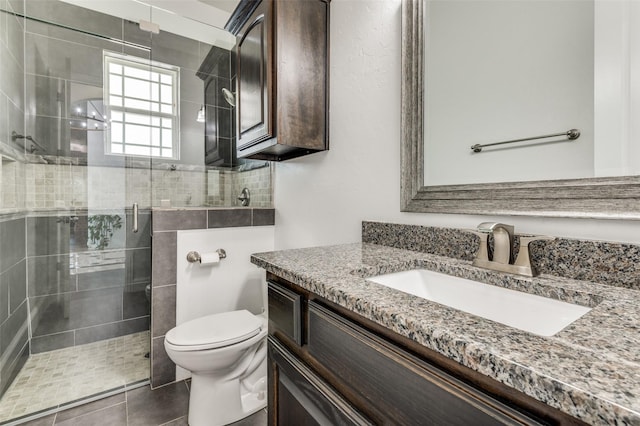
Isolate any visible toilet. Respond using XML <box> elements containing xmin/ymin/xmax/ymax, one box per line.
<box><xmin>164</xmin><ymin>309</ymin><xmax>268</xmax><ymax>426</ymax></box>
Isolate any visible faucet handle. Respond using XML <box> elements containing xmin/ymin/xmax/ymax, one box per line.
<box><xmin>467</xmin><ymin>230</ymin><xmax>490</xmax><ymax>262</ymax></box>
<box><xmin>513</xmin><ymin>235</ymin><xmax>555</xmax><ymax>275</ymax></box>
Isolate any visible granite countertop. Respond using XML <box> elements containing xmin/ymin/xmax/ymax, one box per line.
<box><xmin>251</xmin><ymin>243</ymin><xmax>640</xmax><ymax>425</ymax></box>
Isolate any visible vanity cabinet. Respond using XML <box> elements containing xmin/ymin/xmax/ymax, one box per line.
<box><xmin>266</xmin><ymin>273</ymin><xmax>586</xmax><ymax>426</ymax></box>
<box><xmin>269</xmin><ymin>337</ymin><xmax>372</xmax><ymax>425</ymax></box>
<box><xmin>225</xmin><ymin>0</ymin><xmax>329</xmax><ymax>161</ymax></box>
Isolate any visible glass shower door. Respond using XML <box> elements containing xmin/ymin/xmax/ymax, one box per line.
<box><xmin>0</xmin><ymin>0</ymin><xmax>273</xmax><ymax>421</ymax></box>
<box><xmin>0</xmin><ymin>1</ymin><xmax>154</xmax><ymax>421</ymax></box>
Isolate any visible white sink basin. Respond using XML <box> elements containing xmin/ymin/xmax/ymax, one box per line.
<box><xmin>367</xmin><ymin>269</ymin><xmax>591</xmax><ymax>336</ymax></box>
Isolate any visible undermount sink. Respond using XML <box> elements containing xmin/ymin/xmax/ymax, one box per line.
<box><xmin>366</xmin><ymin>269</ymin><xmax>591</xmax><ymax>337</ymax></box>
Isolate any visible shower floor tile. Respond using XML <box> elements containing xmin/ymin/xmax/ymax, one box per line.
<box><xmin>0</xmin><ymin>331</ymin><xmax>149</xmax><ymax>422</ymax></box>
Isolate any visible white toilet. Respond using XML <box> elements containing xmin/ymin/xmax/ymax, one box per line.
<box><xmin>164</xmin><ymin>309</ymin><xmax>268</xmax><ymax>426</ymax></box>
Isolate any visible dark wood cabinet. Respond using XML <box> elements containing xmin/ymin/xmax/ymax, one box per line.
<box><xmin>266</xmin><ymin>274</ymin><xmax>587</xmax><ymax>426</ymax></box>
<box><xmin>269</xmin><ymin>337</ymin><xmax>372</xmax><ymax>426</ymax></box>
<box><xmin>268</xmin><ymin>281</ymin><xmax>303</xmax><ymax>345</ymax></box>
<box><xmin>198</xmin><ymin>46</ymin><xmax>238</xmax><ymax>167</ymax></box>
<box><xmin>235</xmin><ymin>0</ymin><xmax>272</xmax><ymax>152</ymax></box>
<box><xmin>226</xmin><ymin>0</ymin><xmax>329</xmax><ymax>161</ymax></box>
<box><xmin>306</xmin><ymin>302</ymin><xmax>536</xmax><ymax>425</ymax></box>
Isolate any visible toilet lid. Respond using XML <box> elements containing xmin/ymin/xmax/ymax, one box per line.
<box><xmin>165</xmin><ymin>310</ymin><xmax>262</xmax><ymax>350</ymax></box>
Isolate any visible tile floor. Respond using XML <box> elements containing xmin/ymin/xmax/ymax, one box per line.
<box><xmin>0</xmin><ymin>332</ymin><xmax>150</xmax><ymax>423</ymax></box>
<box><xmin>18</xmin><ymin>380</ymin><xmax>267</xmax><ymax>426</ymax></box>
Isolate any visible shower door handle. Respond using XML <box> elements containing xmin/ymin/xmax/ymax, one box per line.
<box><xmin>132</xmin><ymin>203</ymin><xmax>139</xmax><ymax>233</ymax></box>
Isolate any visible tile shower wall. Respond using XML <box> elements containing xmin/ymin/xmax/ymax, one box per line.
<box><xmin>150</xmin><ymin>208</ymin><xmax>275</xmax><ymax>388</ymax></box>
<box><xmin>22</xmin><ymin>0</ymin><xmax>213</xmax><ymax>165</ymax></box>
<box><xmin>0</xmin><ymin>215</ymin><xmax>29</xmax><ymax>397</ymax></box>
<box><xmin>0</xmin><ymin>0</ymin><xmax>273</xmax><ymax>405</ymax></box>
<box><xmin>17</xmin><ymin>0</ymin><xmax>257</xmax><ymax>206</ymax></box>
<box><xmin>19</xmin><ymin>163</ymin><xmax>272</xmax><ymax>209</ymax></box>
<box><xmin>2</xmin><ymin>0</ymin><xmax>273</xmax><ymax>214</ymax></box>
<box><xmin>1</xmin><ymin>160</ymin><xmax>25</xmax><ymax>209</ymax></box>
<box><xmin>27</xmin><ymin>210</ymin><xmax>151</xmax><ymax>353</ymax></box>
<box><xmin>232</xmin><ymin>167</ymin><xmax>274</xmax><ymax>208</ymax></box>
<box><xmin>0</xmin><ymin>0</ymin><xmax>30</xmax><ymax>400</ymax></box>
<box><xmin>1</xmin><ymin>0</ymin><xmax>27</xmax><ymax>213</ymax></box>
<box><xmin>0</xmin><ymin>0</ymin><xmax>25</xmax><ymax>159</ymax></box>
<box><xmin>202</xmin><ymin>45</ymin><xmax>236</xmax><ymax>167</ymax></box>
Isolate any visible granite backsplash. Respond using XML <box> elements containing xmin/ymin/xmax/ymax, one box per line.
<box><xmin>362</xmin><ymin>221</ymin><xmax>640</xmax><ymax>291</ymax></box>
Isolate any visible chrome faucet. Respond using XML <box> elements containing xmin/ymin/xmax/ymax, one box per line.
<box><xmin>476</xmin><ymin>222</ymin><xmax>514</xmax><ymax>264</ymax></box>
<box><xmin>471</xmin><ymin>222</ymin><xmax>553</xmax><ymax>277</ymax></box>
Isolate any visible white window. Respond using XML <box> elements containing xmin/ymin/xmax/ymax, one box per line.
<box><xmin>103</xmin><ymin>52</ymin><xmax>180</xmax><ymax>159</ymax></box>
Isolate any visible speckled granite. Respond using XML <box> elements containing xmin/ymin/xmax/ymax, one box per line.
<box><xmin>251</xmin><ymin>243</ymin><xmax>640</xmax><ymax>425</ymax></box>
<box><xmin>363</xmin><ymin>221</ymin><xmax>640</xmax><ymax>290</ymax></box>
<box><xmin>362</xmin><ymin>221</ymin><xmax>478</xmax><ymax>261</ymax></box>
<box><xmin>531</xmin><ymin>238</ymin><xmax>640</xmax><ymax>290</ymax></box>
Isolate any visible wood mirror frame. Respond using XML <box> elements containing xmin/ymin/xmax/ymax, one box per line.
<box><xmin>400</xmin><ymin>0</ymin><xmax>640</xmax><ymax>219</ymax></box>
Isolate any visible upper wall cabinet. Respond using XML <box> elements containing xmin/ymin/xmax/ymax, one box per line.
<box><xmin>226</xmin><ymin>0</ymin><xmax>330</xmax><ymax>161</ymax></box>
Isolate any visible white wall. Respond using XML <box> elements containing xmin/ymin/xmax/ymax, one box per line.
<box><xmin>273</xmin><ymin>0</ymin><xmax>640</xmax><ymax>251</ymax></box>
<box><xmin>174</xmin><ymin>226</ymin><xmax>274</xmax><ymax>381</ymax></box>
<box><xmin>176</xmin><ymin>226</ymin><xmax>274</xmax><ymax>325</ymax></box>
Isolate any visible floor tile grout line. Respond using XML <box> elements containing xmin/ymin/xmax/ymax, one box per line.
<box><xmin>158</xmin><ymin>415</ymin><xmax>186</xmax><ymax>426</ymax></box>
<box><xmin>61</xmin><ymin>401</ymin><xmax>127</xmax><ymax>424</ymax></box>
<box><xmin>125</xmin><ymin>387</ymin><xmax>130</xmax><ymax>426</ymax></box>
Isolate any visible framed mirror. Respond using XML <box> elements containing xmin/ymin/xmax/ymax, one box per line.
<box><xmin>401</xmin><ymin>0</ymin><xmax>640</xmax><ymax>219</ymax></box>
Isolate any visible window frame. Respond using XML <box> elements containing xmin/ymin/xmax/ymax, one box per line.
<box><xmin>103</xmin><ymin>51</ymin><xmax>181</xmax><ymax>160</ymax></box>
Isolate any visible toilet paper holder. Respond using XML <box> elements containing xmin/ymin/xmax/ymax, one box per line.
<box><xmin>186</xmin><ymin>249</ymin><xmax>227</xmax><ymax>263</ymax></box>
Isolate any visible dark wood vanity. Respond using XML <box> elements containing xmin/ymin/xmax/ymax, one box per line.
<box><xmin>225</xmin><ymin>0</ymin><xmax>330</xmax><ymax>161</ymax></box>
<box><xmin>266</xmin><ymin>272</ymin><xmax>587</xmax><ymax>425</ymax></box>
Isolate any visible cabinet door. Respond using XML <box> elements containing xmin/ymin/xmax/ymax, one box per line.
<box><xmin>268</xmin><ymin>281</ymin><xmax>303</xmax><ymax>345</ymax></box>
<box><xmin>307</xmin><ymin>302</ymin><xmax>543</xmax><ymax>426</ymax></box>
<box><xmin>268</xmin><ymin>337</ymin><xmax>372</xmax><ymax>426</ymax></box>
<box><xmin>236</xmin><ymin>0</ymin><xmax>273</xmax><ymax>151</ymax></box>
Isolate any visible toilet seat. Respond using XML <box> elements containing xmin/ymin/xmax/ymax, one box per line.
<box><xmin>166</xmin><ymin>310</ymin><xmax>263</xmax><ymax>351</ymax></box>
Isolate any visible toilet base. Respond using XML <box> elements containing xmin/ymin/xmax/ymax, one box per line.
<box><xmin>188</xmin><ymin>372</ymin><xmax>267</xmax><ymax>426</ymax></box>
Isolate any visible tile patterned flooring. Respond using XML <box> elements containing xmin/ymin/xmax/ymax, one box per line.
<box><xmin>0</xmin><ymin>332</ymin><xmax>150</xmax><ymax>423</ymax></box>
<box><xmin>18</xmin><ymin>380</ymin><xmax>267</xmax><ymax>426</ymax></box>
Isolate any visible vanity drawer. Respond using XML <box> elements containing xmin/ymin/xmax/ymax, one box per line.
<box><xmin>307</xmin><ymin>301</ymin><xmax>542</xmax><ymax>426</ymax></box>
<box><xmin>269</xmin><ymin>336</ymin><xmax>372</xmax><ymax>426</ymax></box>
<box><xmin>268</xmin><ymin>281</ymin><xmax>303</xmax><ymax>345</ymax></box>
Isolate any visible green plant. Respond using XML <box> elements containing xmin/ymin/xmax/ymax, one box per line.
<box><xmin>88</xmin><ymin>214</ymin><xmax>123</xmax><ymax>249</ymax></box>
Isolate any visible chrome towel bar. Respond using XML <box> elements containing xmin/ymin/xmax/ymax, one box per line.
<box><xmin>470</xmin><ymin>128</ymin><xmax>580</xmax><ymax>153</ymax></box>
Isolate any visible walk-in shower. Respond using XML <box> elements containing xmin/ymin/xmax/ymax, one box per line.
<box><xmin>0</xmin><ymin>0</ymin><xmax>269</xmax><ymax>423</ymax></box>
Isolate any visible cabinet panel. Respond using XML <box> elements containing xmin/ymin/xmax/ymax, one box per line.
<box><xmin>267</xmin><ymin>281</ymin><xmax>303</xmax><ymax>345</ymax></box>
<box><xmin>268</xmin><ymin>336</ymin><xmax>372</xmax><ymax>426</ymax></box>
<box><xmin>275</xmin><ymin>0</ymin><xmax>328</xmax><ymax>149</ymax></box>
<box><xmin>228</xmin><ymin>0</ymin><xmax>329</xmax><ymax>161</ymax></box>
<box><xmin>307</xmin><ymin>302</ymin><xmax>542</xmax><ymax>426</ymax></box>
<box><xmin>237</xmin><ymin>1</ymin><xmax>272</xmax><ymax>149</ymax></box>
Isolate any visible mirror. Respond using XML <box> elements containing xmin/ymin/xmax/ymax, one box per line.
<box><xmin>401</xmin><ymin>0</ymin><xmax>640</xmax><ymax>218</ymax></box>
